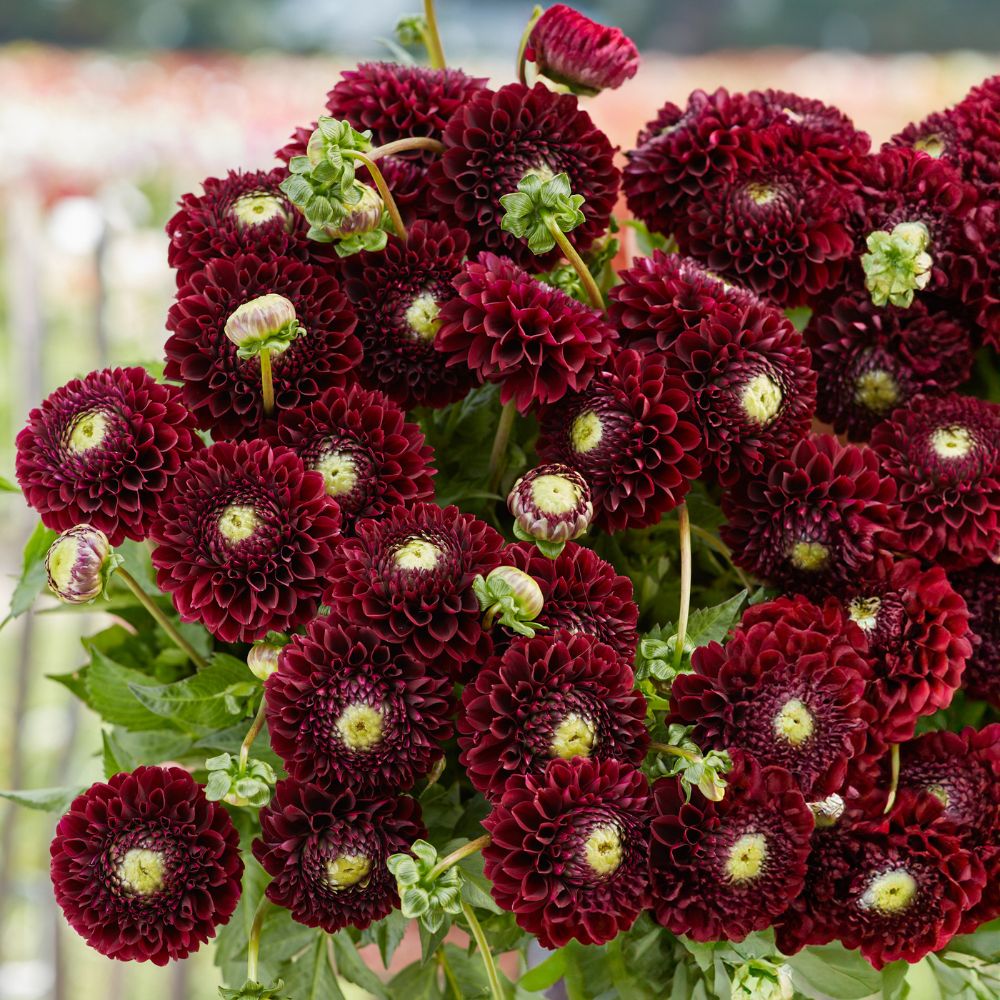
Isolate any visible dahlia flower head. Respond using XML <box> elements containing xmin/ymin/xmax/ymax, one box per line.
<box><xmin>950</xmin><ymin>561</ymin><xmax>1000</xmax><ymax>706</ymax></box>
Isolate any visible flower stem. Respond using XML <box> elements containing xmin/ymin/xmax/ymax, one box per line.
<box><xmin>259</xmin><ymin>348</ymin><xmax>275</xmax><ymax>416</ymax></box>
<box><xmin>487</xmin><ymin>399</ymin><xmax>518</xmax><ymax>494</ymax></box>
<box><xmin>673</xmin><ymin>503</ymin><xmax>692</xmax><ymax>672</ymax></box>
<box><xmin>116</xmin><ymin>567</ymin><xmax>208</xmax><ymax>670</ymax></box>
<box><xmin>515</xmin><ymin>5</ymin><xmax>543</xmax><ymax>85</ymax></box>
<box><xmin>883</xmin><ymin>743</ymin><xmax>901</xmax><ymax>814</ymax></box>
<box><xmin>546</xmin><ymin>220</ymin><xmax>603</xmax><ymax>311</ymax></box>
<box><xmin>246</xmin><ymin>895</ymin><xmax>269</xmax><ymax>983</ymax></box>
<box><xmin>345</xmin><ymin>150</ymin><xmax>407</xmax><ymax>241</ymax></box>
<box><xmin>649</xmin><ymin>741</ymin><xmax>698</xmax><ymax>763</ymax></box>
<box><xmin>370</xmin><ymin>136</ymin><xmax>446</xmax><ymax>159</ymax></box>
<box><xmin>439</xmin><ymin>947</ymin><xmax>462</xmax><ymax>999</ymax></box>
<box><xmin>427</xmin><ymin>834</ymin><xmax>491</xmax><ymax>883</ymax></box>
<box><xmin>461</xmin><ymin>899</ymin><xmax>503</xmax><ymax>1000</ymax></box>
<box><xmin>423</xmin><ymin>0</ymin><xmax>446</xmax><ymax>69</ymax></box>
<box><xmin>239</xmin><ymin>694</ymin><xmax>268</xmax><ymax>773</ymax></box>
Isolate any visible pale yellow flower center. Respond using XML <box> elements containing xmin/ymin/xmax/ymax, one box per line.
<box><xmin>914</xmin><ymin>134</ymin><xmax>945</xmax><ymax>158</ymax></box>
<box><xmin>740</xmin><ymin>373</ymin><xmax>784</xmax><ymax>426</ymax></box>
<box><xmin>117</xmin><ymin>848</ymin><xmax>165</xmax><ymax>896</ymax></box>
<box><xmin>231</xmin><ymin>191</ymin><xmax>287</xmax><ymax>228</ymax></box>
<box><xmin>860</xmin><ymin>869</ymin><xmax>918</xmax><ymax>914</ymax></box>
<box><xmin>218</xmin><ymin>504</ymin><xmax>259</xmax><ymax>544</ymax></box>
<box><xmin>583</xmin><ymin>824</ymin><xmax>623</xmax><ymax>877</ymax></box>
<box><xmin>790</xmin><ymin>540</ymin><xmax>829</xmax><ymax>572</ymax></box>
<box><xmin>570</xmin><ymin>411</ymin><xmax>603</xmax><ymax>454</ymax></box>
<box><xmin>67</xmin><ymin>410</ymin><xmax>110</xmax><ymax>453</ymax></box>
<box><xmin>393</xmin><ymin>537</ymin><xmax>442</xmax><ymax>571</ymax></box>
<box><xmin>531</xmin><ymin>474</ymin><xmax>580</xmax><ymax>516</ymax></box>
<box><xmin>726</xmin><ymin>833</ymin><xmax>767</xmax><ymax>883</ymax></box>
<box><xmin>550</xmin><ymin>713</ymin><xmax>596</xmax><ymax>760</ymax></box>
<box><xmin>931</xmin><ymin>424</ymin><xmax>975</xmax><ymax>460</ymax></box>
<box><xmin>325</xmin><ymin>854</ymin><xmax>372</xmax><ymax>890</ymax></box>
<box><xmin>746</xmin><ymin>183</ymin><xmax>778</xmax><ymax>206</ymax></box>
<box><xmin>405</xmin><ymin>292</ymin><xmax>442</xmax><ymax>341</ymax></box>
<box><xmin>47</xmin><ymin>536</ymin><xmax>81</xmax><ymax>594</ymax></box>
<box><xmin>854</xmin><ymin>369</ymin><xmax>900</xmax><ymax>414</ymax></box>
<box><xmin>848</xmin><ymin>596</ymin><xmax>881</xmax><ymax>633</ymax></box>
<box><xmin>315</xmin><ymin>450</ymin><xmax>358</xmax><ymax>498</ymax></box>
<box><xmin>336</xmin><ymin>703</ymin><xmax>384</xmax><ymax>751</ymax></box>
<box><xmin>773</xmin><ymin>698</ymin><xmax>815</xmax><ymax>746</ymax></box>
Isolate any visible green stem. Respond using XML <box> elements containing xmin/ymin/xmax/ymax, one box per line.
<box><xmin>884</xmin><ymin>743</ymin><xmax>901</xmax><ymax>814</ymax></box>
<box><xmin>370</xmin><ymin>136</ymin><xmax>446</xmax><ymax>159</ymax></box>
<box><xmin>546</xmin><ymin>220</ymin><xmax>603</xmax><ymax>311</ymax></box>
<box><xmin>439</xmin><ymin>948</ymin><xmax>462</xmax><ymax>999</ymax></box>
<box><xmin>515</xmin><ymin>5</ymin><xmax>543</xmax><ymax>85</ymax></box>
<box><xmin>461</xmin><ymin>900</ymin><xmax>503</xmax><ymax>1000</ymax></box>
<box><xmin>116</xmin><ymin>567</ymin><xmax>208</xmax><ymax>670</ymax></box>
<box><xmin>649</xmin><ymin>741</ymin><xmax>698</xmax><ymax>763</ymax></box>
<box><xmin>247</xmin><ymin>895</ymin><xmax>269</xmax><ymax>983</ymax></box>
<box><xmin>345</xmin><ymin>150</ymin><xmax>407</xmax><ymax>241</ymax></box>
<box><xmin>673</xmin><ymin>503</ymin><xmax>692</xmax><ymax>672</ymax></box>
<box><xmin>487</xmin><ymin>399</ymin><xmax>518</xmax><ymax>494</ymax></box>
<box><xmin>427</xmin><ymin>834</ymin><xmax>491</xmax><ymax>883</ymax></box>
<box><xmin>259</xmin><ymin>348</ymin><xmax>275</xmax><ymax>416</ymax></box>
<box><xmin>239</xmin><ymin>695</ymin><xmax>268</xmax><ymax>773</ymax></box>
<box><xmin>423</xmin><ymin>0</ymin><xmax>446</xmax><ymax>69</ymax></box>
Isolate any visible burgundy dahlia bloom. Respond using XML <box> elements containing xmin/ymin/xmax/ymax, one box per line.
<box><xmin>16</xmin><ymin>367</ymin><xmax>201</xmax><ymax>546</ymax></box>
<box><xmin>721</xmin><ymin>433</ymin><xmax>897</xmax><ymax>598</ymax></box>
<box><xmin>50</xmin><ymin>766</ymin><xmax>242</xmax><ymax>965</ymax></box>
<box><xmin>871</xmin><ymin>393</ymin><xmax>1000</xmax><ymax>568</ymax></box>
<box><xmin>671</xmin><ymin>595</ymin><xmax>875</xmax><ymax>798</ymax></box>
<box><xmin>649</xmin><ymin>752</ymin><xmax>814</xmax><ymax>941</ymax></box>
<box><xmin>805</xmin><ymin>293</ymin><xmax>974</xmax><ymax>442</ymax></box>
<box><xmin>437</xmin><ymin>253</ymin><xmax>617</xmax><ymax>413</ymax></box>
<box><xmin>950</xmin><ymin>562</ymin><xmax>1000</xmax><ymax>706</ymax></box>
<box><xmin>164</xmin><ymin>254</ymin><xmax>361</xmax><ymax>440</ymax></box>
<box><xmin>340</xmin><ymin>220</ymin><xmax>475</xmax><ymax>410</ymax></box>
<box><xmin>269</xmin><ymin>385</ymin><xmax>434</xmax><ymax>534</ymax></box>
<box><xmin>265</xmin><ymin>619</ymin><xmax>453</xmax><ymax>793</ymax></box>
<box><xmin>482</xmin><ymin>757</ymin><xmax>652</xmax><ymax>948</ymax></box>
<box><xmin>430</xmin><ymin>82</ymin><xmax>619</xmax><ymax>270</ymax></box>
<box><xmin>253</xmin><ymin>778</ymin><xmax>425</xmax><ymax>934</ymax></box>
<box><xmin>324</xmin><ymin>503</ymin><xmax>505</xmax><ymax>676</ymax></box>
<box><xmin>500</xmin><ymin>541</ymin><xmax>639</xmax><ymax>660</ymax></box>
<box><xmin>525</xmin><ymin>4</ymin><xmax>639</xmax><ymax>95</ymax></box>
<box><xmin>666</xmin><ymin>298</ymin><xmax>816</xmax><ymax>486</ymax></box>
<box><xmin>842</xmin><ymin>556</ymin><xmax>971</xmax><ymax>743</ymax></box>
<box><xmin>459</xmin><ymin>630</ymin><xmax>648</xmax><ymax>800</ymax></box>
<box><xmin>959</xmin><ymin>201</ymin><xmax>1000</xmax><ymax>351</ymax></box>
<box><xmin>150</xmin><ymin>439</ymin><xmax>341</xmax><ymax>643</ymax></box>
<box><xmin>537</xmin><ymin>349</ymin><xmax>702</xmax><ymax>532</ymax></box>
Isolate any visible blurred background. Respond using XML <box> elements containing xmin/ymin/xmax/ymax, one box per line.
<box><xmin>0</xmin><ymin>1</ymin><xmax>998</xmax><ymax>998</ymax></box>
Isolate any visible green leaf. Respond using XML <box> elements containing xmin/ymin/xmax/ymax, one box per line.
<box><xmin>0</xmin><ymin>786</ymin><xmax>82</xmax><ymax>813</ymax></box>
<box><xmin>4</xmin><ymin>521</ymin><xmax>57</xmax><ymax>625</ymax></box>
<box><xmin>281</xmin><ymin>933</ymin><xmax>346</xmax><ymax>1000</ymax></box>
<box><xmin>87</xmin><ymin>649</ymin><xmax>176</xmax><ymax>730</ymax></box>
<box><xmin>685</xmin><ymin>590</ymin><xmax>748</xmax><ymax>649</ymax></box>
<box><xmin>330</xmin><ymin>933</ymin><xmax>390</xmax><ymax>999</ymax></box>
<box><xmin>784</xmin><ymin>942</ymin><xmax>882</xmax><ymax>999</ymax></box>
<box><xmin>519</xmin><ymin>949</ymin><xmax>567</xmax><ymax>991</ymax></box>
<box><xmin>0</xmin><ymin>475</ymin><xmax>18</xmax><ymax>493</ymax></box>
<box><xmin>457</xmin><ymin>854</ymin><xmax>502</xmax><ymax>914</ymax></box>
<box><xmin>388</xmin><ymin>960</ymin><xmax>445</xmax><ymax>1000</ymax></box>
<box><xmin>361</xmin><ymin>909</ymin><xmax>409</xmax><ymax>969</ymax></box>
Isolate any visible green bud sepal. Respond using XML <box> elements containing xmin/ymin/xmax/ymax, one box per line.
<box><xmin>473</xmin><ymin>566</ymin><xmax>545</xmax><ymax>637</ymax></box>
<box><xmin>500</xmin><ymin>171</ymin><xmax>586</xmax><ymax>255</ymax></box>
<box><xmin>218</xmin><ymin>980</ymin><xmax>290</xmax><ymax>1000</ymax></box>
<box><xmin>204</xmin><ymin>752</ymin><xmax>276</xmax><ymax>808</ymax></box>
<box><xmin>512</xmin><ymin>520</ymin><xmax>566</xmax><ymax>559</ymax></box>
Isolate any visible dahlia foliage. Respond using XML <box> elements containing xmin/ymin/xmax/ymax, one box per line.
<box><xmin>7</xmin><ymin>4</ymin><xmax>1000</xmax><ymax>998</ymax></box>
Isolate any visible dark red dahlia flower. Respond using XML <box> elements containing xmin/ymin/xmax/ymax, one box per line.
<box><xmin>805</xmin><ymin>293</ymin><xmax>974</xmax><ymax>442</ymax></box>
<box><xmin>324</xmin><ymin>502</ymin><xmax>505</xmax><ymax>676</ymax></box>
<box><xmin>721</xmin><ymin>433</ymin><xmax>896</xmax><ymax>598</ymax></box>
<box><xmin>459</xmin><ymin>630</ymin><xmax>648</xmax><ymax>801</ymax></box>
<box><xmin>482</xmin><ymin>757</ymin><xmax>651</xmax><ymax>948</ymax></box>
<box><xmin>253</xmin><ymin>778</ymin><xmax>425</xmax><ymax>934</ymax></box>
<box><xmin>666</xmin><ymin>298</ymin><xmax>816</xmax><ymax>486</ymax></box>
<box><xmin>608</xmin><ymin>251</ymin><xmax>759</xmax><ymax>356</ymax></box>
<box><xmin>16</xmin><ymin>367</ymin><xmax>201</xmax><ymax>546</ymax></box>
<box><xmin>50</xmin><ymin>766</ymin><xmax>242</xmax><ymax>965</ymax></box>
<box><xmin>959</xmin><ymin>201</ymin><xmax>1000</xmax><ymax>350</ymax></box>
<box><xmin>649</xmin><ymin>752</ymin><xmax>813</xmax><ymax>941</ymax></box>
<box><xmin>537</xmin><ymin>349</ymin><xmax>702</xmax><ymax>532</ymax></box>
<box><xmin>150</xmin><ymin>439</ymin><xmax>341</xmax><ymax>643</ymax></box>
<box><xmin>265</xmin><ymin>619</ymin><xmax>453</xmax><ymax>793</ymax></box>
<box><xmin>164</xmin><ymin>254</ymin><xmax>361</xmax><ymax>440</ymax></box>
<box><xmin>500</xmin><ymin>541</ymin><xmax>639</xmax><ymax>660</ymax></box>
<box><xmin>525</xmin><ymin>4</ymin><xmax>639</xmax><ymax>95</ymax></box>
<box><xmin>842</xmin><ymin>556</ymin><xmax>971</xmax><ymax>743</ymax></box>
<box><xmin>950</xmin><ymin>562</ymin><xmax>1000</xmax><ymax>705</ymax></box>
<box><xmin>437</xmin><ymin>253</ymin><xmax>616</xmax><ymax>413</ymax></box>
<box><xmin>340</xmin><ymin>220</ymin><xmax>475</xmax><ymax>410</ymax></box>
<box><xmin>269</xmin><ymin>385</ymin><xmax>434</xmax><ymax>534</ymax></box>
<box><xmin>429</xmin><ymin>82</ymin><xmax>619</xmax><ymax>270</ymax></box>
<box><xmin>871</xmin><ymin>393</ymin><xmax>1000</xmax><ymax>568</ymax></box>
<box><xmin>671</xmin><ymin>595</ymin><xmax>875</xmax><ymax>798</ymax></box>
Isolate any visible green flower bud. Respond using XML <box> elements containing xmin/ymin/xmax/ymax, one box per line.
<box><xmin>500</xmin><ymin>171</ymin><xmax>586</xmax><ymax>255</ymax></box>
<box><xmin>473</xmin><ymin>566</ymin><xmax>545</xmax><ymax>636</ymax></box>
<box><xmin>732</xmin><ymin>959</ymin><xmax>793</xmax><ymax>1000</ymax></box>
<box><xmin>45</xmin><ymin>524</ymin><xmax>120</xmax><ymax>604</ymax></box>
<box><xmin>224</xmin><ymin>293</ymin><xmax>304</xmax><ymax>360</ymax></box>
<box><xmin>861</xmin><ymin>221</ymin><xmax>932</xmax><ymax>308</ymax></box>
<box><xmin>247</xmin><ymin>641</ymin><xmax>282</xmax><ymax>681</ymax></box>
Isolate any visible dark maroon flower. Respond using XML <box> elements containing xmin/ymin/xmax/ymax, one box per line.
<box><xmin>671</xmin><ymin>595</ymin><xmax>875</xmax><ymax>798</ymax></box>
<box><xmin>871</xmin><ymin>393</ymin><xmax>1000</xmax><ymax>568</ymax></box>
<box><xmin>459</xmin><ymin>630</ymin><xmax>648</xmax><ymax>800</ymax></box>
<box><xmin>666</xmin><ymin>298</ymin><xmax>816</xmax><ymax>486</ymax></box>
<box><xmin>501</xmin><ymin>541</ymin><xmax>639</xmax><ymax>660</ymax></box>
<box><xmin>164</xmin><ymin>254</ymin><xmax>361</xmax><ymax>441</ymax></box>
<box><xmin>150</xmin><ymin>439</ymin><xmax>341</xmax><ymax>643</ymax></box>
<box><xmin>482</xmin><ymin>757</ymin><xmax>651</xmax><ymax>948</ymax></box>
<box><xmin>429</xmin><ymin>82</ymin><xmax>619</xmax><ymax>270</ymax></box>
<box><xmin>16</xmin><ymin>367</ymin><xmax>201</xmax><ymax>545</ymax></box>
<box><xmin>525</xmin><ymin>4</ymin><xmax>639</xmax><ymax>95</ymax></box>
<box><xmin>721</xmin><ymin>433</ymin><xmax>897</xmax><ymax>598</ymax></box>
<box><xmin>265</xmin><ymin>619</ymin><xmax>453</xmax><ymax>793</ymax></box>
<box><xmin>437</xmin><ymin>253</ymin><xmax>616</xmax><ymax>413</ymax></box>
<box><xmin>649</xmin><ymin>752</ymin><xmax>814</xmax><ymax>941</ymax></box>
<box><xmin>950</xmin><ymin>562</ymin><xmax>1000</xmax><ymax>706</ymax></box>
<box><xmin>537</xmin><ymin>349</ymin><xmax>702</xmax><ymax>532</ymax></box>
<box><xmin>340</xmin><ymin>220</ymin><xmax>475</xmax><ymax>410</ymax></box>
<box><xmin>842</xmin><ymin>556</ymin><xmax>971</xmax><ymax>743</ymax></box>
<box><xmin>805</xmin><ymin>293</ymin><xmax>974</xmax><ymax>442</ymax></box>
<box><xmin>959</xmin><ymin>201</ymin><xmax>1000</xmax><ymax>351</ymax></box>
<box><xmin>253</xmin><ymin>778</ymin><xmax>425</xmax><ymax>934</ymax></box>
<box><xmin>324</xmin><ymin>503</ymin><xmax>505</xmax><ymax>676</ymax></box>
<box><xmin>50</xmin><ymin>766</ymin><xmax>242</xmax><ymax>965</ymax></box>
<box><xmin>269</xmin><ymin>385</ymin><xmax>434</xmax><ymax>534</ymax></box>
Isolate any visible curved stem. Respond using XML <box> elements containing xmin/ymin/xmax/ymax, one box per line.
<box><xmin>423</xmin><ymin>0</ymin><xmax>446</xmax><ymax>69</ymax></box>
<box><xmin>487</xmin><ymin>399</ymin><xmax>518</xmax><ymax>494</ymax></box>
<box><xmin>239</xmin><ymin>695</ymin><xmax>268</xmax><ymax>773</ymax></box>
<box><xmin>259</xmin><ymin>348</ymin><xmax>275</xmax><ymax>416</ymax></box>
<box><xmin>345</xmin><ymin>150</ymin><xmax>407</xmax><ymax>241</ymax></box>
<box><xmin>116</xmin><ymin>568</ymin><xmax>208</xmax><ymax>670</ymax></box>
<box><xmin>673</xmin><ymin>503</ymin><xmax>692</xmax><ymax>672</ymax></box>
<box><xmin>439</xmin><ymin>947</ymin><xmax>462</xmax><ymax>1000</ymax></box>
<box><xmin>515</xmin><ymin>5</ymin><xmax>543</xmax><ymax>85</ymax></box>
<box><xmin>884</xmin><ymin>743</ymin><xmax>901</xmax><ymax>814</ymax></box>
<box><xmin>370</xmin><ymin>136</ymin><xmax>445</xmax><ymax>160</ymax></box>
<box><xmin>246</xmin><ymin>895</ymin><xmax>269</xmax><ymax>983</ymax></box>
<box><xmin>427</xmin><ymin>834</ymin><xmax>491</xmax><ymax>883</ymax></box>
<box><xmin>649</xmin><ymin>741</ymin><xmax>698</xmax><ymax>763</ymax></box>
<box><xmin>546</xmin><ymin>221</ymin><xmax>603</xmax><ymax>311</ymax></box>
<box><xmin>461</xmin><ymin>900</ymin><xmax>503</xmax><ymax>1000</ymax></box>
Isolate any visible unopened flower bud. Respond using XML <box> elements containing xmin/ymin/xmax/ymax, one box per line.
<box><xmin>473</xmin><ymin>566</ymin><xmax>545</xmax><ymax>637</ymax></box>
<box><xmin>45</xmin><ymin>524</ymin><xmax>116</xmax><ymax>604</ymax></box>
<box><xmin>861</xmin><ymin>221</ymin><xmax>933</xmax><ymax>308</ymax></box>
<box><xmin>224</xmin><ymin>294</ymin><xmax>303</xmax><ymax>360</ymax></box>
<box><xmin>509</xmin><ymin>464</ymin><xmax>592</xmax><ymax>554</ymax></box>
<box><xmin>324</xmin><ymin>183</ymin><xmax>384</xmax><ymax>239</ymax></box>
<box><xmin>247</xmin><ymin>642</ymin><xmax>282</xmax><ymax>681</ymax></box>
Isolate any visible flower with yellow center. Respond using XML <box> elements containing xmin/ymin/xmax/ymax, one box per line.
<box><xmin>315</xmin><ymin>450</ymin><xmax>358</xmax><ymax>498</ymax></box>
<box><xmin>570</xmin><ymin>411</ymin><xmax>603</xmax><ymax>454</ymax></box>
<box><xmin>745</xmin><ymin>183</ymin><xmax>779</xmax><ymax>206</ymax></box>
<box><xmin>550</xmin><ymin>713</ymin><xmax>597</xmax><ymax>760</ymax></box>
<box><xmin>230</xmin><ymin>191</ymin><xmax>289</xmax><ymax>229</ymax></box>
<box><xmin>930</xmin><ymin>424</ymin><xmax>975</xmax><ymax>460</ymax></box>
<box><xmin>404</xmin><ymin>292</ymin><xmax>442</xmax><ymax>341</ymax></box>
<box><xmin>848</xmin><ymin>595</ymin><xmax>881</xmax><ymax>633</ymax></box>
<box><xmin>117</xmin><ymin>848</ymin><xmax>166</xmax><ymax>896</ymax></box>
<box><xmin>393</xmin><ymin>537</ymin><xmax>442</xmax><ymax>571</ymax></box>
<box><xmin>773</xmin><ymin>698</ymin><xmax>815</xmax><ymax>746</ymax></box>
<box><xmin>325</xmin><ymin>854</ymin><xmax>372</xmax><ymax>890</ymax></box>
<box><xmin>854</xmin><ymin>369</ymin><xmax>900</xmax><ymax>415</ymax></box>
<box><xmin>583</xmin><ymin>823</ymin><xmax>623</xmax><ymax>877</ymax></box>
<box><xmin>67</xmin><ymin>410</ymin><xmax>111</xmax><ymax>454</ymax></box>
<box><xmin>531</xmin><ymin>473</ymin><xmax>582</xmax><ymax>516</ymax></box>
<box><xmin>726</xmin><ymin>833</ymin><xmax>767</xmax><ymax>882</ymax></box>
<box><xmin>741</xmin><ymin>373</ymin><xmax>784</xmax><ymax>427</ymax></box>
<box><xmin>859</xmin><ymin>869</ymin><xmax>918</xmax><ymax>914</ymax></box>
<box><xmin>336</xmin><ymin>703</ymin><xmax>385</xmax><ymax>751</ymax></box>
<box><xmin>789</xmin><ymin>540</ymin><xmax>829</xmax><ymax>572</ymax></box>
<box><xmin>218</xmin><ymin>504</ymin><xmax>259</xmax><ymax>545</ymax></box>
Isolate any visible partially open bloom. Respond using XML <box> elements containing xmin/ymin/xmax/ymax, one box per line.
<box><xmin>150</xmin><ymin>440</ymin><xmax>341</xmax><ymax>643</ymax></box>
<box><xmin>483</xmin><ymin>757</ymin><xmax>652</xmax><ymax>948</ymax></box>
<box><xmin>950</xmin><ymin>562</ymin><xmax>1000</xmax><ymax>706</ymax></box>
<box><xmin>15</xmin><ymin>367</ymin><xmax>201</xmax><ymax>545</ymax></box>
<box><xmin>45</xmin><ymin>524</ymin><xmax>115</xmax><ymax>605</ymax></box>
<box><xmin>224</xmin><ymin>293</ymin><xmax>303</xmax><ymax>359</ymax></box>
<box><xmin>253</xmin><ymin>778</ymin><xmax>425</xmax><ymax>934</ymax></box>
<box><xmin>50</xmin><ymin>766</ymin><xmax>242</xmax><ymax>965</ymax></box>
<box><xmin>508</xmin><ymin>464</ymin><xmax>592</xmax><ymax>545</ymax></box>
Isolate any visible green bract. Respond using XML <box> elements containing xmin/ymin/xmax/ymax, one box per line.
<box><xmin>861</xmin><ymin>221</ymin><xmax>933</xmax><ymax>308</ymax></box>
<box><xmin>500</xmin><ymin>171</ymin><xmax>586</xmax><ymax>255</ymax></box>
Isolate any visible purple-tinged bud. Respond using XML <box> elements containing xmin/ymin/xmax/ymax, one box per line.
<box><xmin>473</xmin><ymin>566</ymin><xmax>545</xmax><ymax>637</ymax></box>
<box><xmin>224</xmin><ymin>293</ymin><xmax>304</xmax><ymax>360</ymax></box>
<box><xmin>247</xmin><ymin>642</ymin><xmax>282</xmax><ymax>681</ymax></box>
<box><xmin>324</xmin><ymin>183</ymin><xmax>384</xmax><ymax>239</ymax></box>
<box><xmin>45</xmin><ymin>524</ymin><xmax>117</xmax><ymax>604</ymax></box>
<box><xmin>509</xmin><ymin>464</ymin><xmax>592</xmax><ymax>556</ymax></box>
